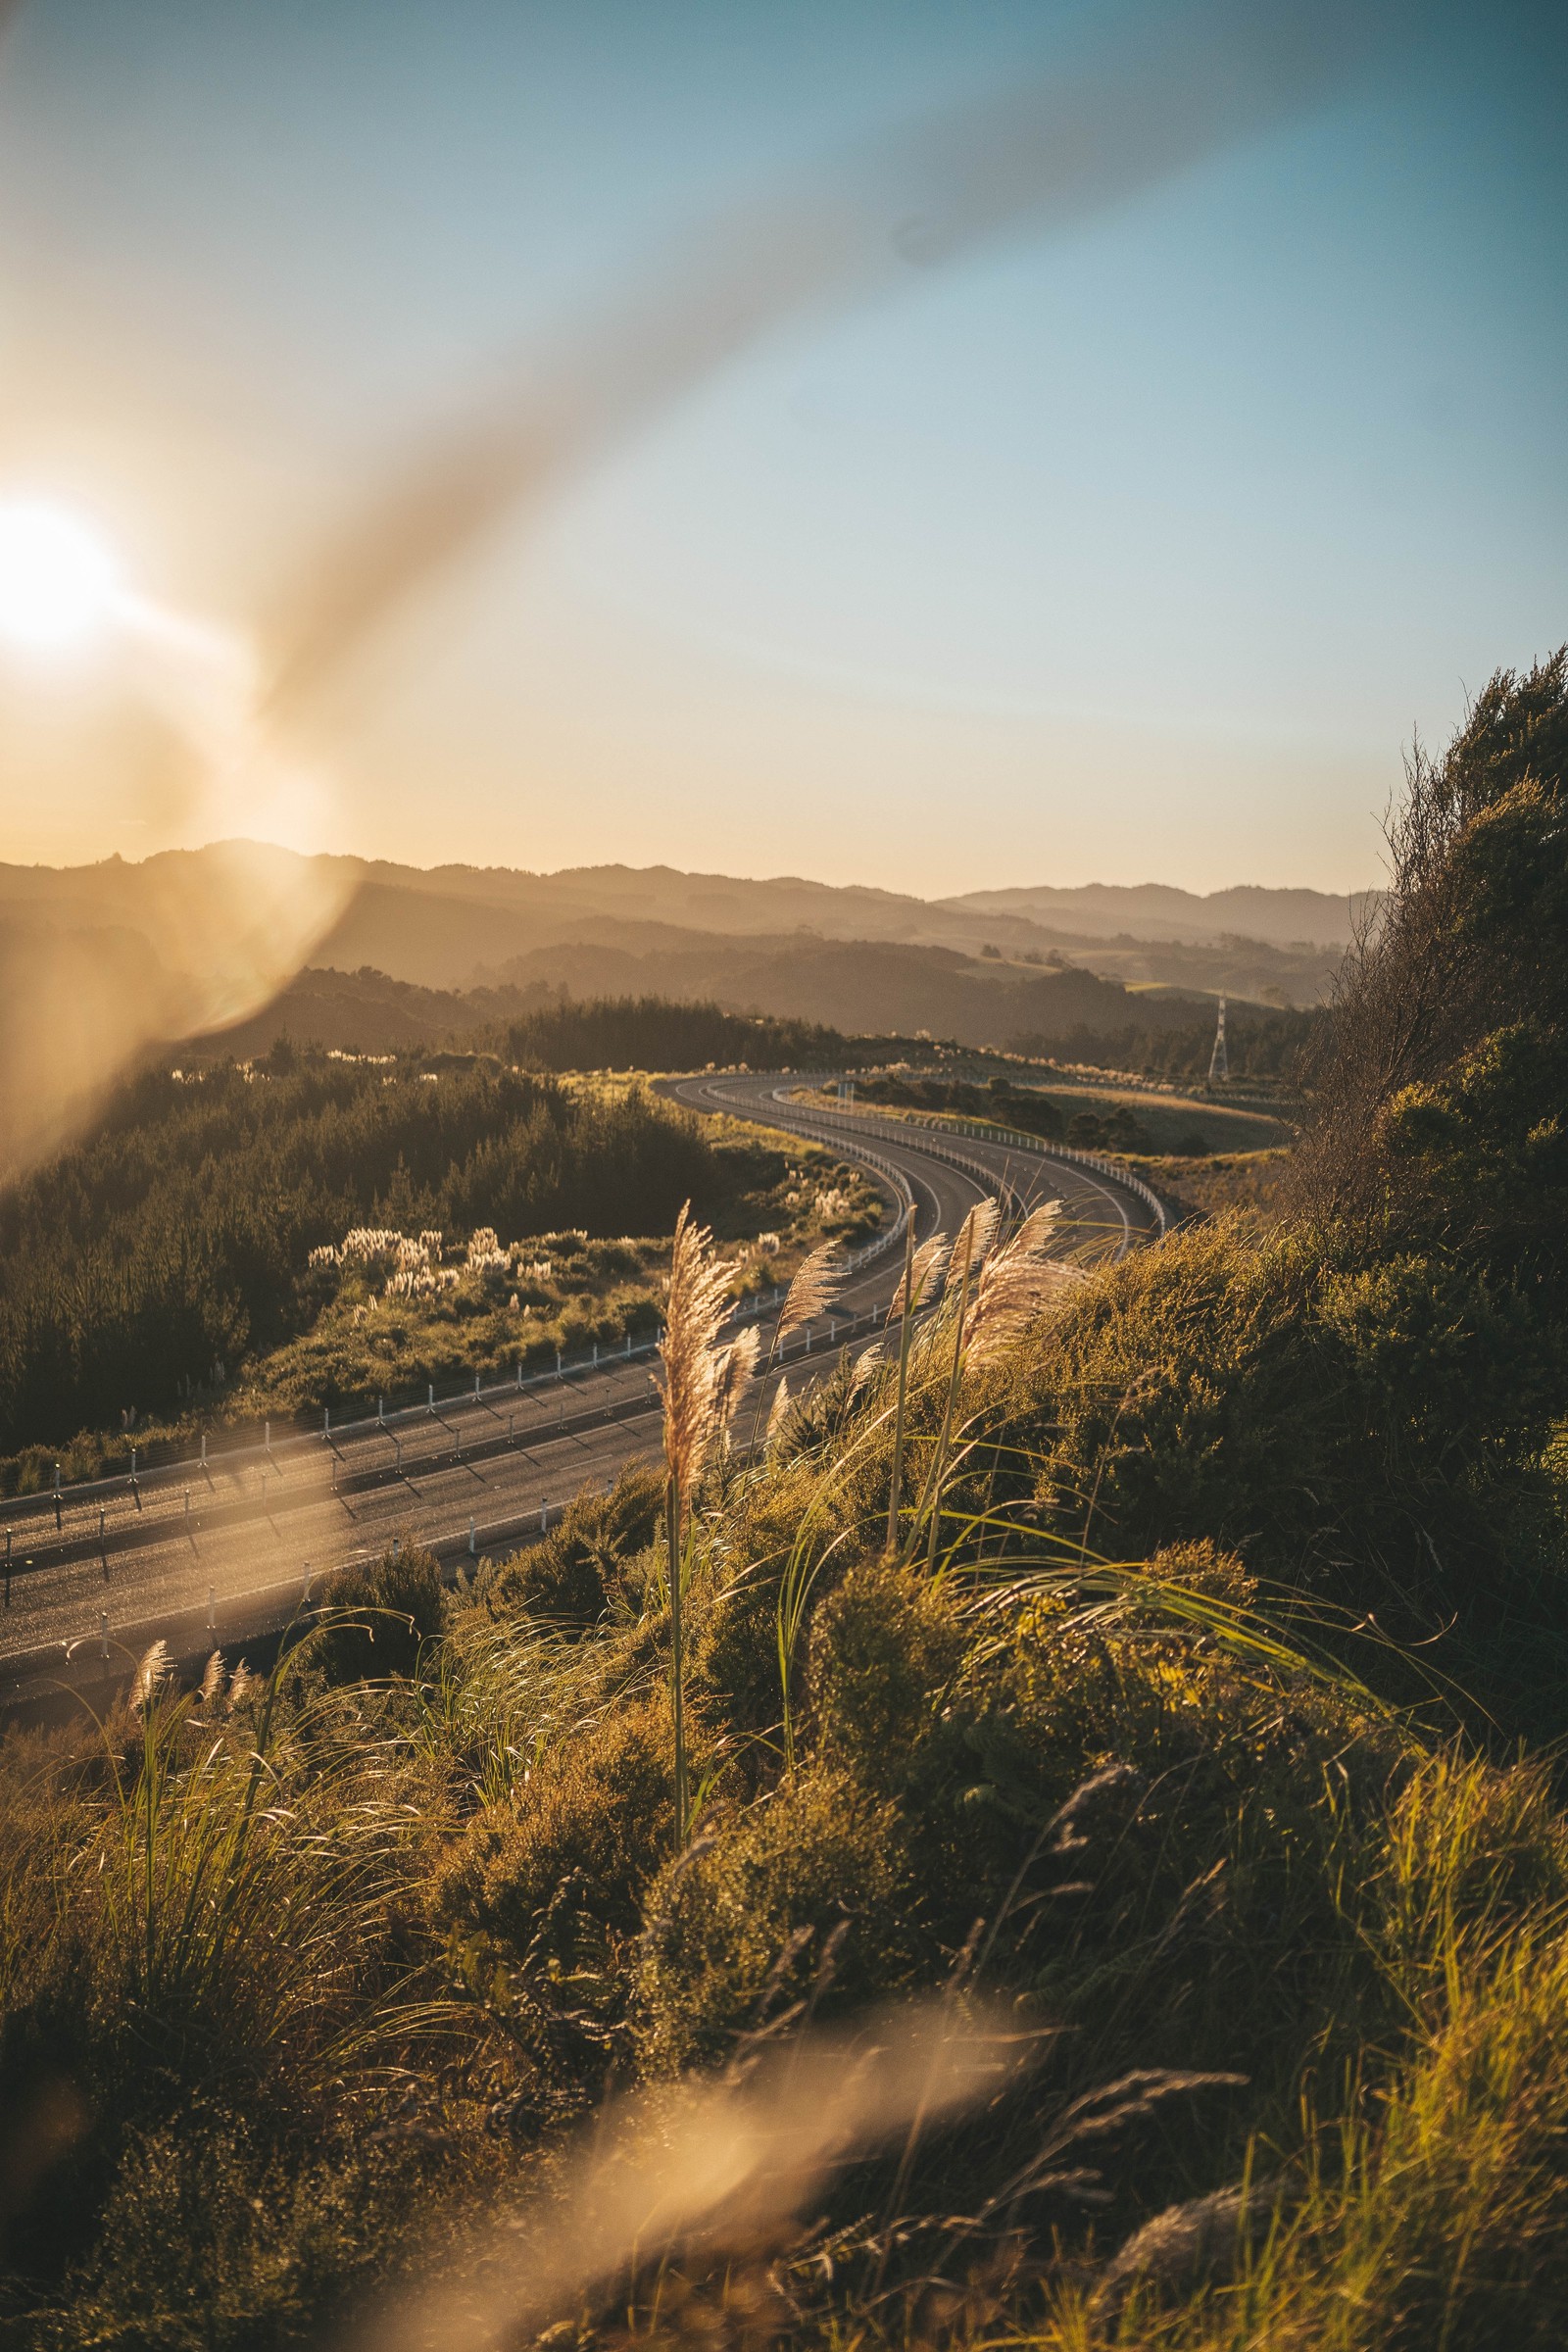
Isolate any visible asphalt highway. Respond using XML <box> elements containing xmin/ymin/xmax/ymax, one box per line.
<box><xmin>0</xmin><ymin>1073</ymin><xmax>1159</xmax><ymax>1713</ymax></box>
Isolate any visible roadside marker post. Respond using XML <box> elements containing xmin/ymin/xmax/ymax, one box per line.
<box><xmin>468</xmin><ymin>1516</ymin><xmax>476</xmax><ymax>1556</ymax></box>
<box><xmin>428</xmin><ymin>1382</ymin><xmax>434</xmax><ymax>1414</ymax></box>
<box><xmin>207</xmin><ymin>1587</ymin><xmax>216</xmax><ymax>1634</ymax></box>
<box><xmin>540</xmin><ymin>1496</ymin><xmax>549</xmax><ymax>1532</ymax></box>
<box><xmin>99</xmin><ymin>1611</ymin><xmax>109</xmax><ymax>1660</ymax></box>
<box><xmin>302</xmin><ymin>1561</ymin><xmax>312</xmax><ymax>1601</ymax></box>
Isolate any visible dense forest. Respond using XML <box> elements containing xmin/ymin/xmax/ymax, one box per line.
<box><xmin>0</xmin><ymin>1056</ymin><xmax>729</xmax><ymax>1453</ymax></box>
<box><xmin>495</xmin><ymin>992</ymin><xmax>1313</xmax><ymax>1090</ymax></box>
<box><xmin>184</xmin><ymin>960</ymin><xmax>1310</xmax><ymax>1088</ymax></box>
<box><xmin>494</xmin><ymin>993</ymin><xmax>847</xmax><ymax>1071</ymax></box>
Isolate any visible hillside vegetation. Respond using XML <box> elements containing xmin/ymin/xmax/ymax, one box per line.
<box><xmin>0</xmin><ymin>1058</ymin><xmax>868</xmax><ymax>1483</ymax></box>
<box><xmin>848</xmin><ymin>1073</ymin><xmax>1292</xmax><ymax>1155</ymax></box>
<box><xmin>0</xmin><ymin>656</ymin><xmax>1565</xmax><ymax>2348</ymax></box>
<box><xmin>318</xmin><ymin>949</ymin><xmax>1312</xmax><ymax>1068</ymax></box>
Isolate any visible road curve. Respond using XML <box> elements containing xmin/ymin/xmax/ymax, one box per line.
<box><xmin>0</xmin><ymin>1070</ymin><xmax>1160</xmax><ymax>1715</ymax></box>
<box><xmin>664</xmin><ymin>1071</ymin><xmax>1163</xmax><ymax>1265</ymax></box>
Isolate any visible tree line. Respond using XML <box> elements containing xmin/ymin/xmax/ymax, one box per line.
<box><xmin>494</xmin><ymin>994</ymin><xmax>847</xmax><ymax>1072</ymax></box>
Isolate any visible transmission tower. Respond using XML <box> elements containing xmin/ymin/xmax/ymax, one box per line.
<box><xmin>1207</xmin><ymin>994</ymin><xmax>1229</xmax><ymax>1085</ymax></box>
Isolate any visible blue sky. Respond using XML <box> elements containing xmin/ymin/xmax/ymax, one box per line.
<box><xmin>0</xmin><ymin>0</ymin><xmax>1562</xmax><ymax>894</ymax></box>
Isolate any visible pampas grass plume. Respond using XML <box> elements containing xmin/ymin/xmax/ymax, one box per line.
<box><xmin>775</xmin><ymin>1238</ymin><xmax>845</xmax><ymax>1340</ymax></box>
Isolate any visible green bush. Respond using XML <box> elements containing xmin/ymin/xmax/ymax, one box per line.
<box><xmin>807</xmin><ymin>1557</ymin><xmax>965</xmax><ymax>1792</ymax></box>
<box><xmin>636</xmin><ymin>1767</ymin><xmax>909</xmax><ymax>2075</ymax></box>
<box><xmin>313</xmin><ymin>1544</ymin><xmax>446</xmax><ymax>1684</ymax></box>
<box><xmin>477</xmin><ymin>1465</ymin><xmax>663</xmax><ymax>1630</ymax></box>
<box><xmin>438</xmin><ymin>1691</ymin><xmax>677</xmax><ymax>1952</ymax></box>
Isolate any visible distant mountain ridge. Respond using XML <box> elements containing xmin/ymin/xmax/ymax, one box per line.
<box><xmin>0</xmin><ymin>845</ymin><xmax>1371</xmax><ymax>972</ymax></box>
<box><xmin>940</xmin><ymin>881</ymin><xmax>1375</xmax><ymax>949</ymax></box>
<box><xmin>0</xmin><ymin>847</ymin><xmax>1365</xmax><ymax>1118</ymax></box>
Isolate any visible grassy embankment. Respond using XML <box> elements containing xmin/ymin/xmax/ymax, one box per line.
<box><xmin>818</xmin><ymin>1073</ymin><xmax>1291</xmax><ymax>1152</ymax></box>
<box><xmin>2</xmin><ymin>654</ymin><xmax>1567</xmax><ymax>2346</ymax></box>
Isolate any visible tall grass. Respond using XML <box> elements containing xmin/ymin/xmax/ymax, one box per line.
<box><xmin>72</xmin><ymin>1648</ymin><xmax>466</xmax><ymax>2100</ymax></box>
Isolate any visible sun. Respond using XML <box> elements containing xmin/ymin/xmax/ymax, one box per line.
<box><xmin>0</xmin><ymin>498</ymin><xmax>122</xmax><ymax>652</ymax></box>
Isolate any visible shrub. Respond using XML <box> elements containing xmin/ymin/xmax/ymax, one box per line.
<box><xmin>314</xmin><ymin>1544</ymin><xmax>445</xmax><ymax>1683</ymax></box>
<box><xmin>637</xmin><ymin>1768</ymin><xmax>909</xmax><ymax>2075</ymax></box>
<box><xmin>477</xmin><ymin>1466</ymin><xmax>663</xmax><ymax>1630</ymax></box>
<box><xmin>438</xmin><ymin>1691</ymin><xmax>677</xmax><ymax>1953</ymax></box>
<box><xmin>807</xmin><ymin>1557</ymin><xmax>965</xmax><ymax>1792</ymax></box>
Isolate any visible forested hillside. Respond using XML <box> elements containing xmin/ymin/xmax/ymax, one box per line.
<box><xmin>492</xmin><ymin>993</ymin><xmax>844</xmax><ymax>1071</ymax></box>
<box><xmin>0</xmin><ymin>1058</ymin><xmax>722</xmax><ymax>1455</ymax></box>
<box><xmin>187</xmin><ymin>959</ymin><xmax>1310</xmax><ymax>1086</ymax></box>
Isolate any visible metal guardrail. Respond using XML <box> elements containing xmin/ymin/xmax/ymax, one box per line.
<box><xmin>750</xmin><ymin>1087</ymin><xmax>1164</xmax><ymax>1239</ymax></box>
<box><xmin>2</xmin><ymin>1279</ymin><xmax>803</xmax><ymax>1539</ymax></box>
<box><xmin>868</xmin><ymin>1106</ymin><xmax>1170</xmax><ymax>1235</ymax></box>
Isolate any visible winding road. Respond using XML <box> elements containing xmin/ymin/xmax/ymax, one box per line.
<box><xmin>0</xmin><ymin>1073</ymin><xmax>1161</xmax><ymax>1715</ymax></box>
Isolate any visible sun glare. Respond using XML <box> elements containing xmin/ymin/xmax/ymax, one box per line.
<box><xmin>0</xmin><ymin>498</ymin><xmax>122</xmax><ymax>652</ymax></box>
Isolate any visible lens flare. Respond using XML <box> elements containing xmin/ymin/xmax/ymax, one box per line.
<box><xmin>0</xmin><ymin>499</ymin><xmax>122</xmax><ymax>652</ymax></box>
<box><xmin>0</xmin><ymin>496</ymin><xmax>352</xmax><ymax>1178</ymax></box>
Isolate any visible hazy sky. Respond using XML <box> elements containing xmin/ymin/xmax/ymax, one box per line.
<box><xmin>0</xmin><ymin>0</ymin><xmax>1563</xmax><ymax>897</ymax></box>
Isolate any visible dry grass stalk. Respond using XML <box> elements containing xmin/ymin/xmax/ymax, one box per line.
<box><xmin>714</xmin><ymin>1324</ymin><xmax>761</xmax><ymax>1442</ymax></box>
<box><xmin>745</xmin><ymin>1237</ymin><xmax>847</xmax><ymax>1462</ymax></box>
<box><xmin>657</xmin><ymin>1203</ymin><xmax>735</xmax><ymax>1507</ymax></box>
<box><xmin>765</xmin><ymin>1373</ymin><xmax>792</xmax><ymax>1448</ymax></box>
<box><xmin>349</xmin><ymin>2000</ymin><xmax>1028</xmax><ymax>2352</ymax></box>
<box><xmin>902</xmin><ymin>1193</ymin><xmax>1010</xmax><ymax>1570</ymax></box>
<box><xmin>888</xmin><ymin>1230</ymin><xmax>950</xmax><ymax>1324</ymax></box>
<box><xmin>776</xmin><ymin>1238</ymin><xmax>846</xmax><ymax>1340</ymax></box>
<box><xmin>129</xmin><ymin>1640</ymin><xmax>174</xmax><ymax>1718</ymax></box>
<box><xmin>951</xmin><ymin>1196</ymin><xmax>1001</xmax><ymax>1284</ymax></box>
<box><xmin>961</xmin><ymin>1200</ymin><xmax>1068</xmax><ymax>1366</ymax></box>
<box><xmin>656</xmin><ymin>1201</ymin><xmax>737</xmax><ymax>1844</ymax></box>
<box><xmin>886</xmin><ymin>1220</ymin><xmax>950</xmax><ymax>1550</ymax></box>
